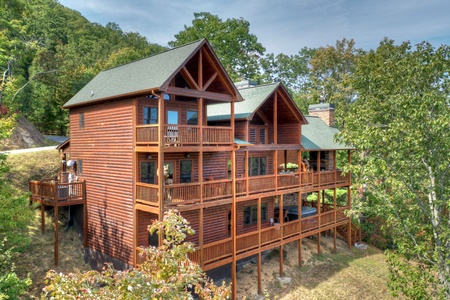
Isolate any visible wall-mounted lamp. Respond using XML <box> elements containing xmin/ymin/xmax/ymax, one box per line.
<box><xmin>147</xmin><ymin>155</ymin><xmax>152</xmax><ymax>159</ymax></box>
<box><xmin>185</xmin><ymin>153</ymin><xmax>190</xmax><ymax>158</ymax></box>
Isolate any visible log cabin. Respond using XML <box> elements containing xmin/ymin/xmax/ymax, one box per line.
<box><xmin>29</xmin><ymin>39</ymin><xmax>358</xmax><ymax>298</ymax></box>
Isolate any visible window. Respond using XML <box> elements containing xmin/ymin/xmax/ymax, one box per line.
<box><xmin>259</xmin><ymin>128</ymin><xmax>266</xmax><ymax>144</ymax></box>
<box><xmin>77</xmin><ymin>159</ymin><xmax>83</xmax><ymax>175</ymax></box>
<box><xmin>167</xmin><ymin>110</ymin><xmax>179</xmax><ymax>125</ymax></box>
<box><xmin>249</xmin><ymin>157</ymin><xmax>267</xmax><ymax>176</ymax></box>
<box><xmin>249</xmin><ymin>127</ymin><xmax>266</xmax><ymax>144</ymax></box>
<box><xmin>187</xmin><ymin>110</ymin><xmax>198</xmax><ymax>125</ymax></box>
<box><xmin>180</xmin><ymin>160</ymin><xmax>192</xmax><ymax>183</ymax></box>
<box><xmin>244</xmin><ymin>203</ymin><xmax>268</xmax><ymax>225</ymax></box>
<box><xmin>141</xmin><ymin>161</ymin><xmax>156</xmax><ymax>184</ymax></box>
<box><xmin>164</xmin><ymin>93</ymin><xmax>170</xmax><ymax>101</ymax></box>
<box><xmin>144</xmin><ymin>107</ymin><xmax>158</xmax><ymax>124</ymax></box>
<box><xmin>79</xmin><ymin>113</ymin><xmax>85</xmax><ymax>129</ymax></box>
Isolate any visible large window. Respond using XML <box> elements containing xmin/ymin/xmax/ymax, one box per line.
<box><xmin>187</xmin><ymin>110</ymin><xmax>198</xmax><ymax>125</ymax></box>
<box><xmin>244</xmin><ymin>203</ymin><xmax>268</xmax><ymax>225</ymax></box>
<box><xmin>180</xmin><ymin>160</ymin><xmax>192</xmax><ymax>183</ymax></box>
<box><xmin>167</xmin><ymin>110</ymin><xmax>179</xmax><ymax>124</ymax></box>
<box><xmin>144</xmin><ymin>107</ymin><xmax>158</xmax><ymax>124</ymax></box>
<box><xmin>249</xmin><ymin>157</ymin><xmax>267</xmax><ymax>176</ymax></box>
<box><xmin>141</xmin><ymin>161</ymin><xmax>156</xmax><ymax>184</ymax></box>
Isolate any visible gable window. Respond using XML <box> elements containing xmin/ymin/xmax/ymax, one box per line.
<box><xmin>187</xmin><ymin>110</ymin><xmax>198</xmax><ymax>125</ymax></box>
<box><xmin>79</xmin><ymin>113</ymin><xmax>85</xmax><ymax>129</ymax></box>
<box><xmin>141</xmin><ymin>161</ymin><xmax>156</xmax><ymax>184</ymax></box>
<box><xmin>244</xmin><ymin>203</ymin><xmax>268</xmax><ymax>225</ymax></box>
<box><xmin>249</xmin><ymin>157</ymin><xmax>267</xmax><ymax>176</ymax></box>
<box><xmin>249</xmin><ymin>126</ymin><xmax>267</xmax><ymax>144</ymax></box>
<box><xmin>144</xmin><ymin>107</ymin><xmax>158</xmax><ymax>124</ymax></box>
<box><xmin>180</xmin><ymin>160</ymin><xmax>192</xmax><ymax>183</ymax></box>
<box><xmin>259</xmin><ymin>128</ymin><xmax>266</xmax><ymax>144</ymax></box>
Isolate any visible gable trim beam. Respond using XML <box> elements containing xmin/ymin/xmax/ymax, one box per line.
<box><xmin>181</xmin><ymin>67</ymin><xmax>200</xmax><ymax>90</ymax></box>
<box><xmin>166</xmin><ymin>86</ymin><xmax>233</xmax><ymax>102</ymax></box>
<box><xmin>201</xmin><ymin>47</ymin><xmax>236</xmax><ymax>97</ymax></box>
<box><xmin>203</xmin><ymin>72</ymin><xmax>218</xmax><ymax>91</ymax></box>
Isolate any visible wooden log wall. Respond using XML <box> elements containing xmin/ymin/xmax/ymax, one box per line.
<box><xmin>137</xmin><ymin>210</ymin><xmax>158</xmax><ymax>247</ymax></box>
<box><xmin>202</xmin><ymin>152</ymin><xmax>230</xmax><ymax>180</ymax></box>
<box><xmin>277</xmin><ymin>123</ymin><xmax>301</xmax><ymax>144</ymax></box>
<box><xmin>234</xmin><ymin>121</ymin><xmax>248</xmax><ymax>141</ymax></box>
<box><xmin>70</xmin><ymin>99</ymin><xmax>135</xmax><ymax>265</ymax></box>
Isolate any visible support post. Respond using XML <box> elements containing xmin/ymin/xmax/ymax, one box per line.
<box><xmin>41</xmin><ymin>204</ymin><xmax>45</xmax><ymax>233</ymax></box>
<box><xmin>54</xmin><ymin>205</ymin><xmax>59</xmax><ymax>266</ymax></box>
<box><xmin>257</xmin><ymin>252</ymin><xmax>262</xmax><ymax>295</ymax></box>
<box><xmin>298</xmin><ymin>238</ymin><xmax>302</xmax><ymax>267</ymax></box>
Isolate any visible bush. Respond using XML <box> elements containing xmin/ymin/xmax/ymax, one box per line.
<box><xmin>43</xmin><ymin>210</ymin><xmax>230</xmax><ymax>299</ymax></box>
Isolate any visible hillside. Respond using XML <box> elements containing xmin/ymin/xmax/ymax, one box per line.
<box><xmin>0</xmin><ymin>116</ymin><xmax>53</xmax><ymax>151</ymax></box>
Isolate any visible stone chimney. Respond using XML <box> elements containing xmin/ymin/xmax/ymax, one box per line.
<box><xmin>234</xmin><ymin>80</ymin><xmax>257</xmax><ymax>90</ymax></box>
<box><xmin>308</xmin><ymin>103</ymin><xmax>336</xmax><ymax>127</ymax></box>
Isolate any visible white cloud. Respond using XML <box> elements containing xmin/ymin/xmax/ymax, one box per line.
<box><xmin>59</xmin><ymin>0</ymin><xmax>450</xmax><ymax>54</ymax></box>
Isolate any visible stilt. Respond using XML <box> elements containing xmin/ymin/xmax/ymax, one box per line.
<box><xmin>317</xmin><ymin>233</ymin><xmax>321</xmax><ymax>256</ymax></box>
<box><xmin>333</xmin><ymin>228</ymin><xmax>337</xmax><ymax>254</ymax></box>
<box><xmin>257</xmin><ymin>252</ymin><xmax>262</xmax><ymax>295</ymax></box>
<box><xmin>279</xmin><ymin>244</ymin><xmax>284</xmax><ymax>276</ymax></box>
<box><xmin>232</xmin><ymin>260</ymin><xmax>237</xmax><ymax>299</ymax></box>
<box><xmin>54</xmin><ymin>205</ymin><xmax>59</xmax><ymax>266</ymax></box>
<box><xmin>298</xmin><ymin>238</ymin><xmax>302</xmax><ymax>267</ymax></box>
<box><xmin>41</xmin><ymin>204</ymin><xmax>45</xmax><ymax>233</ymax></box>
<box><xmin>83</xmin><ymin>182</ymin><xmax>87</xmax><ymax>247</ymax></box>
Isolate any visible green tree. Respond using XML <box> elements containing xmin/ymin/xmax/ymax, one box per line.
<box><xmin>339</xmin><ymin>39</ymin><xmax>450</xmax><ymax>299</ymax></box>
<box><xmin>170</xmin><ymin>12</ymin><xmax>265</xmax><ymax>81</ymax></box>
<box><xmin>307</xmin><ymin>38</ymin><xmax>364</xmax><ymax>126</ymax></box>
<box><xmin>260</xmin><ymin>48</ymin><xmax>316</xmax><ymax>113</ymax></box>
<box><xmin>43</xmin><ymin>210</ymin><xmax>230</xmax><ymax>299</ymax></box>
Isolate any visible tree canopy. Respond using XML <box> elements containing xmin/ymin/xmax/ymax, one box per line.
<box><xmin>169</xmin><ymin>12</ymin><xmax>266</xmax><ymax>82</ymax></box>
<box><xmin>339</xmin><ymin>39</ymin><xmax>450</xmax><ymax>299</ymax></box>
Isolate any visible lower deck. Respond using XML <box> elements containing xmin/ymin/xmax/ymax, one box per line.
<box><xmin>135</xmin><ymin>189</ymin><xmax>358</xmax><ymax>271</ymax></box>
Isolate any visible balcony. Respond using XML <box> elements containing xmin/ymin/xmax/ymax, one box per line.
<box><xmin>29</xmin><ymin>179</ymin><xmax>86</xmax><ymax>206</ymax></box>
<box><xmin>135</xmin><ymin>124</ymin><xmax>233</xmax><ymax>147</ymax></box>
<box><xmin>135</xmin><ymin>170</ymin><xmax>350</xmax><ymax>208</ymax></box>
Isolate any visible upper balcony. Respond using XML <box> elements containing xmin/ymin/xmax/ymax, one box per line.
<box><xmin>135</xmin><ymin>124</ymin><xmax>233</xmax><ymax>147</ymax></box>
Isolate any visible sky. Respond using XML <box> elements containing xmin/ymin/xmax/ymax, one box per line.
<box><xmin>58</xmin><ymin>0</ymin><xmax>450</xmax><ymax>55</ymax></box>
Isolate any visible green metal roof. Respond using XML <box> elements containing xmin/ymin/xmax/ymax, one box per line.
<box><xmin>234</xmin><ymin>138</ymin><xmax>252</xmax><ymax>146</ymax></box>
<box><xmin>207</xmin><ymin>83</ymin><xmax>279</xmax><ymax>121</ymax></box>
<box><xmin>301</xmin><ymin>116</ymin><xmax>352</xmax><ymax>150</ymax></box>
<box><xmin>63</xmin><ymin>40</ymin><xmax>206</xmax><ymax>108</ymax></box>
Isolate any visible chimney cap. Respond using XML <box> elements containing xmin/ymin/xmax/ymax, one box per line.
<box><xmin>308</xmin><ymin>103</ymin><xmax>335</xmax><ymax>111</ymax></box>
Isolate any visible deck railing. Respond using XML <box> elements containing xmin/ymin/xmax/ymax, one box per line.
<box><xmin>138</xmin><ymin>170</ymin><xmax>350</xmax><ymax>208</ymax></box>
<box><xmin>29</xmin><ymin>179</ymin><xmax>85</xmax><ymax>203</ymax></box>
<box><xmin>135</xmin><ymin>182</ymin><xmax>159</xmax><ymax>206</ymax></box>
<box><xmin>135</xmin><ymin>124</ymin><xmax>233</xmax><ymax>146</ymax></box>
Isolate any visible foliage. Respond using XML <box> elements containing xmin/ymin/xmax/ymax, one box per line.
<box><xmin>43</xmin><ymin>210</ymin><xmax>230</xmax><ymax>299</ymax></box>
<box><xmin>169</xmin><ymin>12</ymin><xmax>265</xmax><ymax>81</ymax></box>
<box><xmin>306</xmin><ymin>39</ymin><xmax>364</xmax><ymax>125</ymax></box>
<box><xmin>1</xmin><ymin>0</ymin><xmax>166</xmax><ymax>135</ymax></box>
<box><xmin>0</xmin><ymin>238</ymin><xmax>32</xmax><ymax>300</ymax></box>
<box><xmin>339</xmin><ymin>39</ymin><xmax>450</xmax><ymax>298</ymax></box>
<box><xmin>0</xmin><ymin>113</ymin><xmax>33</xmax><ymax>298</ymax></box>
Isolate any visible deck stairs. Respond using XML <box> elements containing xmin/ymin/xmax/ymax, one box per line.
<box><xmin>336</xmin><ymin>222</ymin><xmax>361</xmax><ymax>244</ymax></box>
